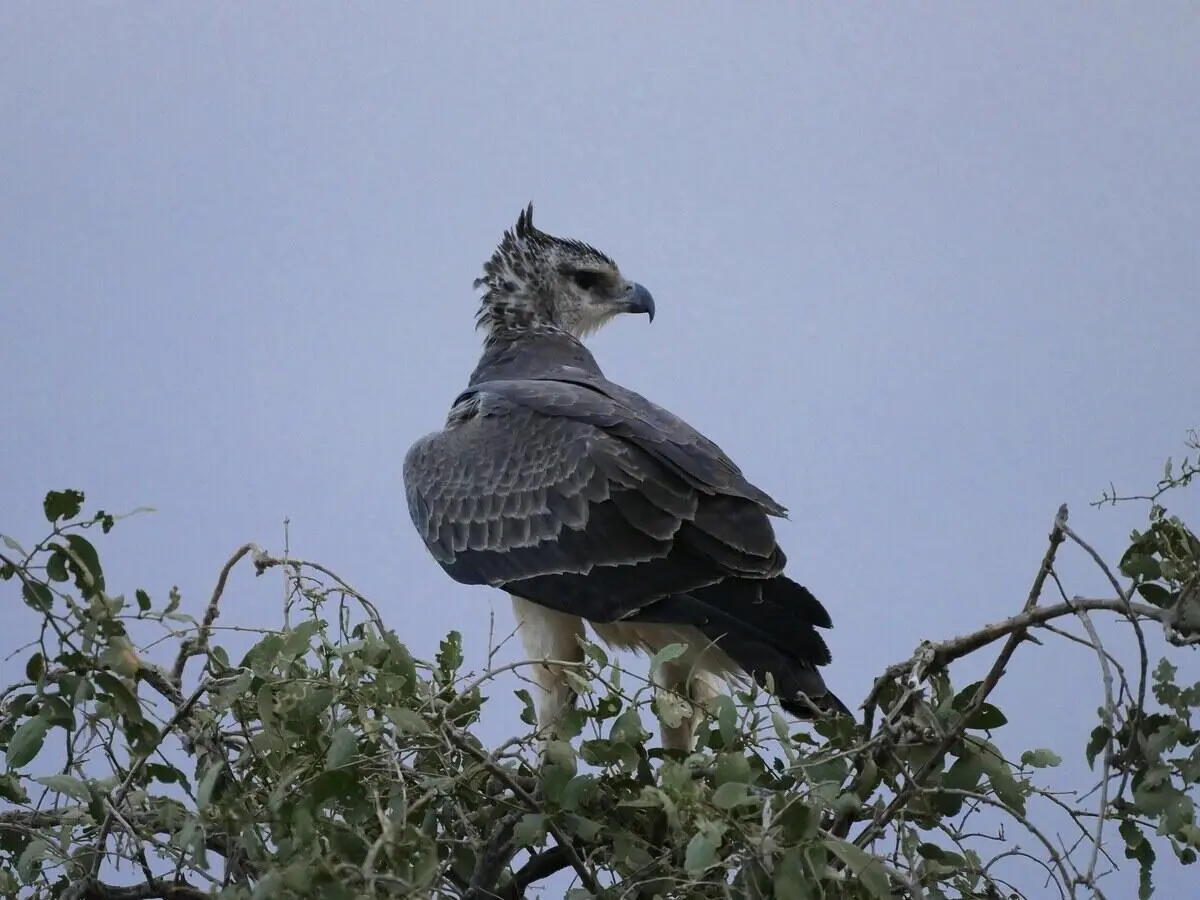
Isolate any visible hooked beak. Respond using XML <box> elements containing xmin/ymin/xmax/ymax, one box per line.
<box><xmin>619</xmin><ymin>281</ymin><xmax>656</xmax><ymax>322</ymax></box>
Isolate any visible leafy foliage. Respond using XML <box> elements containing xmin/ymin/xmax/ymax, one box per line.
<box><xmin>1</xmin><ymin>452</ymin><xmax>1198</xmax><ymax>898</ymax></box>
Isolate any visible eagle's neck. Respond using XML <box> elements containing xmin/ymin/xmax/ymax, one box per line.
<box><xmin>468</xmin><ymin>329</ymin><xmax>604</xmax><ymax>386</ymax></box>
<box><xmin>475</xmin><ymin>285</ymin><xmax>559</xmax><ymax>339</ymax></box>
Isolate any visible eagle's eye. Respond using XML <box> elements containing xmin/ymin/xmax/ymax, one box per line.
<box><xmin>570</xmin><ymin>270</ymin><xmax>602</xmax><ymax>291</ymax></box>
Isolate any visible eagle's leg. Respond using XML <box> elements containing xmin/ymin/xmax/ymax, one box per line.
<box><xmin>510</xmin><ymin>595</ymin><xmax>586</xmax><ymax>743</ymax></box>
<box><xmin>657</xmin><ymin>661</ymin><xmax>723</xmax><ymax>752</ymax></box>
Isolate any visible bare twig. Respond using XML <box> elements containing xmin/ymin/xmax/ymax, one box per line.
<box><xmin>90</xmin><ymin>679</ymin><xmax>218</xmax><ymax>879</ymax></box>
<box><xmin>252</xmin><ymin>551</ymin><xmax>386</xmax><ymax>633</ymax></box>
<box><xmin>928</xmin><ymin>788</ymin><xmax>1072</xmax><ymax>900</ymax></box>
<box><xmin>1071</xmin><ymin>607</ymin><xmax>1117</xmax><ymax>892</ymax></box>
<box><xmin>171</xmin><ymin>543</ymin><xmax>260</xmax><ymax>683</ymax></box>
<box><xmin>1058</xmin><ymin>519</ymin><xmax>1150</xmax><ymax>832</ymax></box>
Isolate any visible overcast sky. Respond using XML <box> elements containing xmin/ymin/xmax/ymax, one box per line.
<box><xmin>3</xmin><ymin>3</ymin><xmax>1198</xmax><ymax>895</ymax></box>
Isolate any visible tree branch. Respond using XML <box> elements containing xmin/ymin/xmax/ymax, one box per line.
<box><xmin>501</xmin><ymin>846</ymin><xmax>574</xmax><ymax>899</ymax></box>
<box><xmin>62</xmin><ymin>877</ymin><xmax>209</xmax><ymax>900</ymax></box>
<box><xmin>440</xmin><ymin>725</ymin><xmax>602</xmax><ymax>897</ymax></box>
<box><xmin>855</xmin><ymin>505</ymin><xmax>1069</xmax><ymax>848</ymax></box>
<box><xmin>172</xmin><ymin>542</ymin><xmax>260</xmax><ymax>684</ymax></box>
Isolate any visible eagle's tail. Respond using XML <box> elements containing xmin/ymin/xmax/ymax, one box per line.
<box><xmin>660</xmin><ymin>574</ymin><xmax>852</xmax><ymax>721</ymax></box>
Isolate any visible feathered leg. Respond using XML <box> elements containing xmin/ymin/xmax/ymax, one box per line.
<box><xmin>510</xmin><ymin>595</ymin><xmax>585</xmax><ymax>742</ymax></box>
<box><xmin>657</xmin><ymin>661</ymin><xmax>723</xmax><ymax>752</ymax></box>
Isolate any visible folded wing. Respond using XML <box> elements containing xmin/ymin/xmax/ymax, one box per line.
<box><xmin>404</xmin><ymin>377</ymin><xmax>839</xmax><ymax>713</ymax></box>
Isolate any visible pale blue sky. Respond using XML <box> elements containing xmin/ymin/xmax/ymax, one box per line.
<box><xmin>3</xmin><ymin>4</ymin><xmax>1198</xmax><ymax>895</ymax></box>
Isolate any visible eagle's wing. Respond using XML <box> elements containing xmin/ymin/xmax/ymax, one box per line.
<box><xmin>406</xmin><ymin>376</ymin><xmax>830</xmax><ymax>655</ymax></box>
<box><xmin>406</xmin><ymin>379</ymin><xmax>773</xmax><ymax>604</ymax></box>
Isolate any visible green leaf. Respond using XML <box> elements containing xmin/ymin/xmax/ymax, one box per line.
<box><xmin>715</xmin><ymin>694</ymin><xmax>738</xmax><ymax>748</ymax></box>
<box><xmin>196</xmin><ymin>761</ymin><xmax>224</xmax><ymax>811</ymax></box>
<box><xmin>46</xmin><ymin>550</ymin><xmax>68</xmax><ymax>582</ymax></box>
<box><xmin>6</xmin><ymin>716</ymin><xmax>50</xmax><ymax>769</ymax></box>
<box><xmin>650</xmin><ymin>642</ymin><xmax>687</xmax><ymax>673</ymax></box>
<box><xmin>278</xmin><ymin>619</ymin><xmax>321</xmax><ymax>660</ymax></box>
<box><xmin>294</xmin><ymin>686</ymin><xmax>335</xmax><ymax>722</ymax></box>
<box><xmin>774</xmin><ymin>847</ymin><xmax>813</xmax><ymax>900</ymax></box>
<box><xmin>1</xmin><ymin>534</ymin><xmax>26</xmax><ymax>555</ymax></box>
<box><xmin>385</xmin><ymin>706</ymin><xmax>429</xmax><ymax>734</ymax></box>
<box><xmin>24</xmin><ymin>652</ymin><xmax>44</xmax><ymax>682</ymax></box>
<box><xmin>43</xmin><ymin>489</ymin><xmax>85</xmax><ymax>524</ymax></box>
<box><xmin>16</xmin><ymin>837</ymin><xmax>49</xmax><ymax>883</ymax></box>
<box><xmin>684</xmin><ymin>826</ymin><xmax>722</xmax><ymax>876</ymax></box>
<box><xmin>580</xmin><ymin>639</ymin><xmax>608</xmax><ymax>667</ymax></box>
<box><xmin>325</xmin><ymin>726</ymin><xmax>357</xmax><ymax>769</ymax></box>
<box><xmin>712</xmin><ymin>781</ymin><xmax>755</xmax><ymax>810</ymax></box>
<box><xmin>514</xmin><ymin>812</ymin><xmax>547</xmax><ymax>846</ymax></box>
<box><xmin>1086</xmin><ymin>725</ymin><xmax>1111</xmax><ymax>768</ymax></box>
<box><xmin>64</xmin><ymin>533</ymin><xmax>105</xmax><ymax>597</ymax></box>
<box><xmin>21</xmin><ymin>580</ymin><xmax>53</xmax><ymax>612</ymax></box>
<box><xmin>515</xmin><ymin>688</ymin><xmax>537</xmax><ymax>726</ymax></box>
<box><xmin>951</xmin><ymin>680</ymin><xmax>985</xmax><ymax>710</ymax></box>
<box><xmin>771</xmin><ymin>710</ymin><xmax>795</xmax><ymax>752</ymax></box>
<box><xmin>163</xmin><ymin>587</ymin><xmax>182</xmax><ymax>616</ymax></box>
<box><xmin>436</xmin><ymin>631</ymin><xmax>464</xmax><ymax>681</ymax></box>
<box><xmin>1020</xmin><ymin>748</ymin><xmax>1062</xmax><ymax>768</ymax></box>
<box><xmin>33</xmin><ymin>773</ymin><xmax>91</xmax><ymax>802</ymax></box>
<box><xmin>1138</xmin><ymin>582</ymin><xmax>1173</xmax><ymax>608</ymax></box>
<box><xmin>825</xmin><ymin>837</ymin><xmax>894</xmax><ymax>899</ymax></box>
<box><xmin>1120</xmin><ymin>818</ymin><xmax>1156</xmax><ymax>900</ymax></box>
<box><xmin>565</xmin><ymin>814</ymin><xmax>603</xmax><ymax>841</ymax></box>
<box><xmin>964</xmin><ymin>702</ymin><xmax>1008</xmax><ymax>730</ymax></box>
<box><xmin>943</xmin><ymin>750</ymin><xmax>984</xmax><ymax>793</ymax></box>
<box><xmin>560</xmin><ymin>774</ymin><xmax>596</xmax><ymax>812</ymax></box>
<box><xmin>775</xmin><ymin>799</ymin><xmax>817</xmax><ymax>843</ymax></box>
<box><xmin>975</xmin><ymin>739</ymin><xmax>1026</xmax><ymax>815</ymax></box>
<box><xmin>714</xmin><ymin>751</ymin><xmax>752</xmax><ymax>787</ymax></box>
<box><xmin>610</xmin><ymin>709</ymin><xmax>649</xmax><ymax>745</ymax></box>
<box><xmin>145</xmin><ymin>763</ymin><xmax>186</xmax><ymax>786</ymax></box>
<box><xmin>135</xmin><ymin>589</ymin><xmax>152</xmax><ymax>612</ymax></box>
<box><xmin>0</xmin><ymin>773</ymin><xmax>30</xmax><ymax>804</ymax></box>
<box><xmin>1121</xmin><ymin>552</ymin><xmax>1161</xmax><ymax>581</ymax></box>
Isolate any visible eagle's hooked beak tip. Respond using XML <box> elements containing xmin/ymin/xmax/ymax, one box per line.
<box><xmin>622</xmin><ymin>282</ymin><xmax>655</xmax><ymax>323</ymax></box>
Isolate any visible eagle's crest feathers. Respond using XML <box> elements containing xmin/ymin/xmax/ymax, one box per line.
<box><xmin>474</xmin><ymin>204</ymin><xmax>650</xmax><ymax>342</ymax></box>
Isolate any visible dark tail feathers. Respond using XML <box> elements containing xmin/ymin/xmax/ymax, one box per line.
<box><xmin>637</xmin><ymin>574</ymin><xmax>850</xmax><ymax>719</ymax></box>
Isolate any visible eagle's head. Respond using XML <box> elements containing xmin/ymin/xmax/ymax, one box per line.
<box><xmin>474</xmin><ymin>204</ymin><xmax>655</xmax><ymax>341</ymax></box>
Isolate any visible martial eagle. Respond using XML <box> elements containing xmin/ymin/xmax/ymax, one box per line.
<box><xmin>403</xmin><ymin>206</ymin><xmax>846</xmax><ymax>750</ymax></box>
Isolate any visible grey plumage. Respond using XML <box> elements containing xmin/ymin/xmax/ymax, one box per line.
<box><xmin>404</xmin><ymin>206</ymin><xmax>846</xmax><ymax>747</ymax></box>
